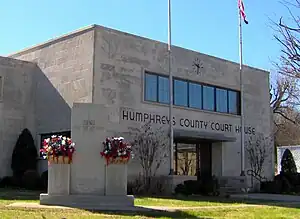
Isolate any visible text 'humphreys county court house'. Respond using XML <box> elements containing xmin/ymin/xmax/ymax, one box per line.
<box><xmin>0</xmin><ymin>24</ymin><xmax>274</xmax><ymax>190</ymax></box>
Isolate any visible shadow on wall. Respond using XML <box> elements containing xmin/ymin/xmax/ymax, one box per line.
<box><xmin>34</xmin><ymin>67</ymin><xmax>71</xmax><ymax>134</ymax></box>
<box><xmin>33</xmin><ymin>67</ymin><xmax>71</xmax><ymax>177</ymax></box>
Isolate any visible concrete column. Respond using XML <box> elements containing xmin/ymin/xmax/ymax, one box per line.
<box><xmin>48</xmin><ymin>164</ymin><xmax>70</xmax><ymax>195</ymax></box>
<box><xmin>105</xmin><ymin>164</ymin><xmax>127</xmax><ymax>196</ymax></box>
<box><xmin>211</xmin><ymin>142</ymin><xmax>222</xmax><ymax>177</ymax></box>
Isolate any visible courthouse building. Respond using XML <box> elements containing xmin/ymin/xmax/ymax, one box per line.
<box><xmin>0</xmin><ymin>25</ymin><xmax>274</xmax><ymax>190</ymax></box>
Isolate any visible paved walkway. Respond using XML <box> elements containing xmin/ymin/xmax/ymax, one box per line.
<box><xmin>231</xmin><ymin>193</ymin><xmax>300</xmax><ymax>202</ymax></box>
<box><xmin>4</xmin><ymin>202</ymin><xmax>281</xmax><ymax>212</ymax></box>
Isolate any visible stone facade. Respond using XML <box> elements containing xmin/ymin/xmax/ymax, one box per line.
<box><xmin>1</xmin><ymin>25</ymin><xmax>273</xmax><ymax>189</ymax></box>
<box><xmin>0</xmin><ymin>57</ymin><xmax>38</xmax><ymax>176</ymax></box>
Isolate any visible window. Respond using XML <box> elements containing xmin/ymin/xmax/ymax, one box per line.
<box><xmin>203</xmin><ymin>86</ymin><xmax>215</xmax><ymax>111</ymax></box>
<box><xmin>216</xmin><ymin>88</ymin><xmax>228</xmax><ymax>113</ymax></box>
<box><xmin>144</xmin><ymin>72</ymin><xmax>240</xmax><ymax>115</ymax></box>
<box><xmin>228</xmin><ymin>90</ymin><xmax>239</xmax><ymax>114</ymax></box>
<box><xmin>144</xmin><ymin>72</ymin><xmax>169</xmax><ymax>104</ymax></box>
<box><xmin>158</xmin><ymin>76</ymin><xmax>169</xmax><ymax>103</ymax></box>
<box><xmin>144</xmin><ymin>73</ymin><xmax>157</xmax><ymax>101</ymax></box>
<box><xmin>174</xmin><ymin>79</ymin><xmax>188</xmax><ymax>106</ymax></box>
<box><xmin>189</xmin><ymin>83</ymin><xmax>202</xmax><ymax>109</ymax></box>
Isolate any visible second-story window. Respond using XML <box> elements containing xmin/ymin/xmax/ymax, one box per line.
<box><xmin>189</xmin><ymin>82</ymin><xmax>202</xmax><ymax>109</ymax></box>
<box><xmin>174</xmin><ymin>79</ymin><xmax>188</xmax><ymax>107</ymax></box>
<box><xmin>216</xmin><ymin>88</ymin><xmax>228</xmax><ymax>113</ymax></box>
<box><xmin>158</xmin><ymin>76</ymin><xmax>169</xmax><ymax>104</ymax></box>
<box><xmin>203</xmin><ymin>85</ymin><xmax>215</xmax><ymax>111</ymax></box>
<box><xmin>144</xmin><ymin>71</ymin><xmax>240</xmax><ymax>115</ymax></box>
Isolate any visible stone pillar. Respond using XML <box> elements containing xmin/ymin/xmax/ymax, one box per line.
<box><xmin>105</xmin><ymin>164</ymin><xmax>128</xmax><ymax>196</ymax></box>
<box><xmin>40</xmin><ymin>103</ymin><xmax>134</xmax><ymax>209</ymax></box>
<box><xmin>48</xmin><ymin>163</ymin><xmax>70</xmax><ymax>195</ymax></box>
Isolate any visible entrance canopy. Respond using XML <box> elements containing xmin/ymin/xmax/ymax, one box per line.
<box><xmin>174</xmin><ymin>129</ymin><xmax>236</xmax><ymax>144</ymax></box>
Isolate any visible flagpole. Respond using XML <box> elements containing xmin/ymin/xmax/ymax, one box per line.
<box><xmin>168</xmin><ymin>0</ymin><xmax>174</xmax><ymax>175</ymax></box>
<box><xmin>239</xmin><ymin>4</ymin><xmax>245</xmax><ymax>176</ymax></box>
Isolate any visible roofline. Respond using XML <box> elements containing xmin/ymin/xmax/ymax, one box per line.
<box><xmin>93</xmin><ymin>25</ymin><xmax>269</xmax><ymax>74</ymax></box>
<box><xmin>8</xmin><ymin>24</ymin><xmax>269</xmax><ymax>74</ymax></box>
<box><xmin>8</xmin><ymin>24</ymin><xmax>97</xmax><ymax>58</ymax></box>
<box><xmin>0</xmin><ymin>55</ymin><xmax>38</xmax><ymax>67</ymax></box>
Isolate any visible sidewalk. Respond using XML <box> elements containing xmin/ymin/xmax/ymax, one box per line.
<box><xmin>5</xmin><ymin>202</ymin><xmax>272</xmax><ymax>212</ymax></box>
<box><xmin>230</xmin><ymin>193</ymin><xmax>300</xmax><ymax>202</ymax></box>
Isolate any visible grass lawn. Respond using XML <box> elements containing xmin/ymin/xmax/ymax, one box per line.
<box><xmin>0</xmin><ymin>189</ymin><xmax>300</xmax><ymax>218</ymax></box>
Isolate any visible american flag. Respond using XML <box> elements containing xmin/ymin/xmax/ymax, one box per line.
<box><xmin>238</xmin><ymin>0</ymin><xmax>248</xmax><ymax>24</ymax></box>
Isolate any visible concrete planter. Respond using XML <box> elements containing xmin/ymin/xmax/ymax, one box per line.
<box><xmin>48</xmin><ymin>155</ymin><xmax>72</xmax><ymax>164</ymax></box>
<box><xmin>48</xmin><ymin>163</ymin><xmax>70</xmax><ymax>195</ymax></box>
<box><xmin>105</xmin><ymin>164</ymin><xmax>128</xmax><ymax>196</ymax></box>
<box><xmin>105</xmin><ymin>157</ymin><xmax>130</xmax><ymax>165</ymax></box>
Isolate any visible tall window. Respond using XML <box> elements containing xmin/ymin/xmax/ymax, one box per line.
<box><xmin>216</xmin><ymin>88</ymin><xmax>228</xmax><ymax>113</ymax></box>
<box><xmin>174</xmin><ymin>79</ymin><xmax>188</xmax><ymax>106</ymax></box>
<box><xmin>144</xmin><ymin>72</ymin><xmax>169</xmax><ymax>104</ymax></box>
<box><xmin>144</xmin><ymin>73</ymin><xmax>157</xmax><ymax>101</ymax></box>
<box><xmin>189</xmin><ymin>83</ymin><xmax>202</xmax><ymax>109</ymax></box>
<box><xmin>158</xmin><ymin>76</ymin><xmax>169</xmax><ymax>103</ymax></box>
<box><xmin>203</xmin><ymin>86</ymin><xmax>215</xmax><ymax>111</ymax></box>
<box><xmin>228</xmin><ymin>90</ymin><xmax>239</xmax><ymax>114</ymax></box>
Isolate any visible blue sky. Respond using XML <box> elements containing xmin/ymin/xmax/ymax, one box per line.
<box><xmin>0</xmin><ymin>0</ymin><xmax>290</xmax><ymax>73</ymax></box>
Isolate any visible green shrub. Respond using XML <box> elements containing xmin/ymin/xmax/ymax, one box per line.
<box><xmin>11</xmin><ymin>128</ymin><xmax>38</xmax><ymax>178</ymax></box>
<box><xmin>0</xmin><ymin>176</ymin><xmax>13</xmax><ymax>188</ymax></box>
<box><xmin>21</xmin><ymin>170</ymin><xmax>40</xmax><ymax>190</ymax></box>
<box><xmin>175</xmin><ymin>178</ymin><xmax>220</xmax><ymax>196</ymax></box>
<box><xmin>127</xmin><ymin>177</ymin><xmax>144</xmax><ymax>195</ymax></box>
<box><xmin>280</xmin><ymin>149</ymin><xmax>297</xmax><ymax>174</ymax></box>
<box><xmin>174</xmin><ymin>183</ymin><xmax>189</xmax><ymax>195</ymax></box>
<box><xmin>40</xmin><ymin>171</ymin><xmax>48</xmax><ymax>190</ymax></box>
<box><xmin>127</xmin><ymin>176</ymin><xmax>166</xmax><ymax>195</ymax></box>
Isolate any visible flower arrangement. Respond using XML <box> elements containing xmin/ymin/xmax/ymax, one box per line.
<box><xmin>40</xmin><ymin>135</ymin><xmax>75</xmax><ymax>164</ymax></box>
<box><xmin>100</xmin><ymin>137</ymin><xmax>132</xmax><ymax>165</ymax></box>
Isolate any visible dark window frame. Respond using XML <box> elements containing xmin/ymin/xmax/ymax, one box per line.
<box><xmin>188</xmin><ymin>82</ymin><xmax>202</xmax><ymax>110</ymax></box>
<box><xmin>144</xmin><ymin>71</ymin><xmax>241</xmax><ymax>115</ymax></box>
<box><xmin>202</xmin><ymin>85</ymin><xmax>216</xmax><ymax>112</ymax></box>
<box><xmin>173</xmin><ymin>78</ymin><xmax>188</xmax><ymax>107</ymax></box>
<box><xmin>216</xmin><ymin>87</ymin><xmax>228</xmax><ymax>113</ymax></box>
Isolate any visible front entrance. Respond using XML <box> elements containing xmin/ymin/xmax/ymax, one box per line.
<box><xmin>174</xmin><ymin>141</ymin><xmax>212</xmax><ymax>180</ymax></box>
<box><xmin>197</xmin><ymin>142</ymin><xmax>212</xmax><ymax>179</ymax></box>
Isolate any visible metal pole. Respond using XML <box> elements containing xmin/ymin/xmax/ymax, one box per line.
<box><xmin>168</xmin><ymin>0</ymin><xmax>174</xmax><ymax>175</ymax></box>
<box><xmin>239</xmin><ymin>9</ymin><xmax>245</xmax><ymax>176</ymax></box>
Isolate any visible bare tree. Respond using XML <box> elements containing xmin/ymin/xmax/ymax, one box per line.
<box><xmin>177</xmin><ymin>152</ymin><xmax>196</xmax><ymax>175</ymax></box>
<box><xmin>269</xmin><ymin>75</ymin><xmax>300</xmax><ymax>147</ymax></box>
<box><xmin>270</xmin><ymin>76</ymin><xmax>299</xmax><ymax>123</ymax></box>
<box><xmin>268</xmin><ymin>0</ymin><xmax>300</xmax><ymax>148</ymax></box>
<box><xmin>273</xmin><ymin>0</ymin><xmax>300</xmax><ymax>78</ymax></box>
<box><xmin>130</xmin><ymin>122</ymin><xmax>168</xmax><ymax>189</ymax></box>
<box><xmin>246</xmin><ymin>133</ymin><xmax>272</xmax><ymax>182</ymax></box>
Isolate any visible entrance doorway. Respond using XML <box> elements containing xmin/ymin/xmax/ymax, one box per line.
<box><xmin>174</xmin><ymin>141</ymin><xmax>212</xmax><ymax>180</ymax></box>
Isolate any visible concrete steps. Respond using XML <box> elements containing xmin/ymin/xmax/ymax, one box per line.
<box><xmin>219</xmin><ymin>176</ymin><xmax>248</xmax><ymax>195</ymax></box>
<box><xmin>220</xmin><ymin>187</ymin><xmax>243</xmax><ymax>195</ymax></box>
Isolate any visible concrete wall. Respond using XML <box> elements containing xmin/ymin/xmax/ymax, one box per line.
<box><xmin>9</xmin><ymin>27</ymin><xmax>95</xmax><ymax>175</ymax></box>
<box><xmin>92</xmin><ymin>25</ymin><xmax>273</xmax><ymax>180</ymax></box>
<box><xmin>0</xmin><ymin>57</ymin><xmax>38</xmax><ymax>177</ymax></box>
<box><xmin>10</xmin><ymin>27</ymin><xmax>95</xmax><ymax>135</ymax></box>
